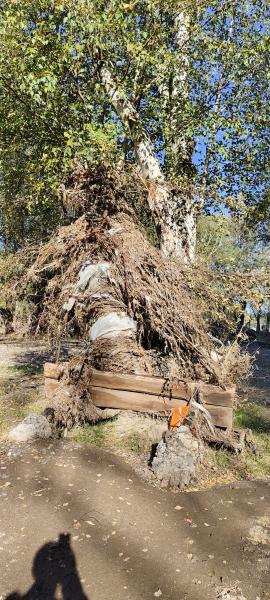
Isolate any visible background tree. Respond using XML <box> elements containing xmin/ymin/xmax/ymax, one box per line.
<box><xmin>0</xmin><ymin>0</ymin><xmax>269</xmax><ymax>257</ymax></box>
<box><xmin>195</xmin><ymin>213</ymin><xmax>270</xmax><ymax>339</ymax></box>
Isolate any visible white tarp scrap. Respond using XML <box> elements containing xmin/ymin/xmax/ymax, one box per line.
<box><xmin>91</xmin><ymin>292</ymin><xmax>113</xmax><ymax>300</ymax></box>
<box><xmin>89</xmin><ymin>313</ymin><xmax>137</xmax><ymax>341</ymax></box>
<box><xmin>62</xmin><ymin>262</ymin><xmax>111</xmax><ymax>312</ymax></box>
<box><xmin>77</xmin><ymin>262</ymin><xmax>110</xmax><ymax>291</ymax></box>
<box><xmin>62</xmin><ymin>296</ymin><xmax>76</xmax><ymax>312</ymax></box>
<box><xmin>108</xmin><ymin>224</ymin><xmax>123</xmax><ymax>236</ymax></box>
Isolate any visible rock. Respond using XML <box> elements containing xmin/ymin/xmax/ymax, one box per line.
<box><xmin>248</xmin><ymin>523</ymin><xmax>270</xmax><ymax>545</ymax></box>
<box><xmin>217</xmin><ymin>587</ymin><xmax>246</xmax><ymax>600</ymax></box>
<box><xmin>8</xmin><ymin>414</ymin><xmax>52</xmax><ymax>442</ymax></box>
<box><xmin>151</xmin><ymin>427</ymin><xmax>200</xmax><ymax>490</ymax></box>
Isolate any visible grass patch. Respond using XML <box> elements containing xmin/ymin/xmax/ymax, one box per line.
<box><xmin>231</xmin><ymin>402</ymin><xmax>270</xmax><ymax>479</ymax></box>
<box><xmin>195</xmin><ymin>433</ymin><xmax>270</xmax><ymax>489</ymax></box>
<box><xmin>0</xmin><ymin>366</ymin><xmax>45</xmax><ymax>437</ymax></box>
<box><xmin>0</xmin><ymin>364</ymin><xmax>43</xmax><ymax>379</ymax></box>
<box><xmin>0</xmin><ymin>396</ymin><xmax>45</xmax><ymax>436</ymax></box>
<box><xmin>195</xmin><ymin>404</ymin><xmax>270</xmax><ymax>488</ymax></box>
<box><xmin>69</xmin><ymin>413</ymin><xmax>166</xmax><ymax>455</ymax></box>
<box><xmin>235</xmin><ymin>403</ymin><xmax>270</xmax><ymax>434</ymax></box>
<box><xmin>69</xmin><ymin>423</ymin><xmax>156</xmax><ymax>454</ymax></box>
<box><xmin>70</xmin><ymin>422</ymin><xmax>114</xmax><ymax>447</ymax></box>
<box><xmin>70</xmin><ymin>405</ymin><xmax>270</xmax><ymax>487</ymax></box>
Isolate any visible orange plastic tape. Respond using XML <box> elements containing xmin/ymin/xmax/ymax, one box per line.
<box><xmin>169</xmin><ymin>405</ymin><xmax>189</xmax><ymax>429</ymax></box>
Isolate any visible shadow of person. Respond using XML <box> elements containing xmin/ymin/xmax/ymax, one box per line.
<box><xmin>5</xmin><ymin>533</ymin><xmax>89</xmax><ymax>600</ymax></box>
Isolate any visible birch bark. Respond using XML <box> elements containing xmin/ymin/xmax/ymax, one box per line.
<box><xmin>101</xmin><ymin>63</ymin><xmax>196</xmax><ymax>261</ymax></box>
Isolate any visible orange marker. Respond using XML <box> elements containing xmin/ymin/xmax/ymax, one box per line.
<box><xmin>169</xmin><ymin>405</ymin><xmax>189</xmax><ymax>429</ymax></box>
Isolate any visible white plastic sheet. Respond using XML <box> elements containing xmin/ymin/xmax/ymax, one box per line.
<box><xmin>77</xmin><ymin>262</ymin><xmax>110</xmax><ymax>291</ymax></box>
<box><xmin>89</xmin><ymin>312</ymin><xmax>137</xmax><ymax>341</ymax></box>
<box><xmin>63</xmin><ymin>262</ymin><xmax>111</xmax><ymax>312</ymax></box>
<box><xmin>62</xmin><ymin>296</ymin><xmax>76</xmax><ymax>312</ymax></box>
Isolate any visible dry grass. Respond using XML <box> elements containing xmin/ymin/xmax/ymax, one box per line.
<box><xmin>69</xmin><ymin>411</ymin><xmax>167</xmax><ymax>455</ymax></box>
<box><xmin>111</xmin><ymin>412</ymin><xmax>166</xmax><ymax>452</ymax></box>
<box><xmin>218</xmin><ymin>340</ymin><xmax>254</xmax><ymax>387</ymax></box>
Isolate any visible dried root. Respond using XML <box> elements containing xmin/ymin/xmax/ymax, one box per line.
<box><xmin>20</xmin><ymin>166</ymin><xmax>250</xmax><ymax>387</ymax></box>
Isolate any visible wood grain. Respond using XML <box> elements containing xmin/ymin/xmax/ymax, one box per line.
<box><xmin>90</xmin><ymin>386</ymin><xmax>233</xmax><ymax>428</ymax></box>
<box><xmin>44</xmin><ymin>362</ymin><xmax>67</xmax><ymax>380</ymax></box>
<box><xmin>90</xmin><ymin>371</ymin><xmax>234</xmax><ymax>407</ymax></box>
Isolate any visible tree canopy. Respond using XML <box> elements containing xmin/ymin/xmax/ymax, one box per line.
<box><xmin>0</xmin><ymin>0</ymin><xmax>269</xmax><ymax>247</ymax></box>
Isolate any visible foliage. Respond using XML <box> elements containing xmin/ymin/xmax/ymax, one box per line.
<box><xmin>189</xmin><ymin>214</ymin><xmax>270</xmax><ymax>339</ymax></box>
<box><xmin>193</xmin><ymin>1</ymin><xmax>270</xmax><ymax>211</ymax></box>
<box><xmin>0</xmin><ymin>1</ymin><xmax>268</xmax><ymax>246</ymax></box>
<box><xmin>69</xmin><ymin>412</ymin><xmax>166</xmax><ymax>454</ymax></box>
<box><xmin>197</xmin><ymin>214</ymin><xmax>246</xmax><ymax>268</ymax></box>
<box><xmin>197</xmin><ymin>214</ymin><xmax>270</xmax><ymax>272</ymax></box>
<box><xmin>0</xmin><ymin>247</ymin><xmax>37</xmax><ymax>311</ymax></box>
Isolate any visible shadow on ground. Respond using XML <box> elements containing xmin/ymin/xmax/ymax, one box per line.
<box><xmin>5</xmin><ymin>533</ymin><xmax>89</xmax><ymax>600</ymax></box>
<box><xmin>11</xmin><ymin>341</ymin><xmax>84</xmax><ymax>373</ymax></box>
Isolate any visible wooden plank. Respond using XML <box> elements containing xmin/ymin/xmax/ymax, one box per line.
<box><xmin>91</xmin><ymin>371</ymin><xmax>191</xmax><ymax>399</ymax></box>
<box><xmin>44</xmin><ymin>377</ymin><xmax>61</xmax><ymax>400</ymax></box>
<box><xmin>44</xmin><ymin>362</ymin><xmax>68</xmax><ymax>380</ymax></box>
<box><xmin>203</xmin><ymin>404</ymin><xmax>233</xmax><ymax>429</ymax></box>
<box><xmin>199</xmin><ymin>383</ymin><xmax>235</xmax><ymax>408</ymax></box>
<box><xmin>91</xmin><ymin>371</ymin><xmax>234</xmax><ymax>407</ymax></box>
<box><xmin>90</xmin><ymin>386</ymin><xmax>187</xmax><ymax>413</ymax></box>
<box><xmin>90</xmin><ymin>386</ymin><xmax>233</xmax><ymax>428</ymax></box>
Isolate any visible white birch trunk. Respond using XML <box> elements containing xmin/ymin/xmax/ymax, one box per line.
<box><xmin>101</xmin><ymin>66</ymin><xmax>196</xmax><ymax>261</ymax></box>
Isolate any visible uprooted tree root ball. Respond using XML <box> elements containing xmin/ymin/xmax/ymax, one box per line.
<box><xmin>10</xmin><ymin>166</ymin><xmax>251</xmax><ymax>434</ymax></box>
<box><xmin>27</xmin><ymin>211</ymin><xmax>220</xmax><ymax>380</ymax></box>
<box><xmin>23</xmin><ymin>170</ymin><xmax>221</xmax><ymax>377</ymax></box>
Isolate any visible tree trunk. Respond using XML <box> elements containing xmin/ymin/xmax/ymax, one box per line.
<box><xmin>256</xmin><ymin>311</ymin><xmax>261</xmax><ymax>334</ymax></box>
<box><xmin>100</xmin><ymin>66</ymin><xmax>196</xmax><ymax>262</ymax></box>
<box><xmin>236</xmin><ymin>300</ymin><xmax>246</xmax><ymax>334</ymax></box>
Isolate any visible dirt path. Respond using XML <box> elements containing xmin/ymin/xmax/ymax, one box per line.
<box><xmin>0</xmin><ymin>440</ymin><xmax>269</xmax><ymax>600</ymax></box>
<box><xmin>0</xmin><ymin>339</ymin><xmax>81</xmax><ymax>371</ymax></box>
<box><xmin>0</xmin><ymin>341</ymin><xmax>269</xmax><ymax>599</ymax></box>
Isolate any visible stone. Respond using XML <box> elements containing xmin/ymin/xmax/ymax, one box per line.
<box><xmin>8</xmin><ymin>414</ymin><xmax>52</xmax><ymax>442</ymax></box>
<box><xmin>217</xmin><ymin>587</ymin><xmax>246</xmax><ymax>600</ymax></box>
<box><xmin>151</xmin><ymin>427</ymin><xmax>200</xmax><ymax>490</ymax></box>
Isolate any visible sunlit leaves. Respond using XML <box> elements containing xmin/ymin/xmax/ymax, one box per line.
<box><xmin>0</xmin><ymin>0</ymin><xmax>269</xmax><ymax>246</ymax></box>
